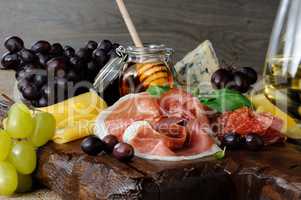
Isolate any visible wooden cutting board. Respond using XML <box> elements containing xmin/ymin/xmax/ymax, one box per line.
<box><xmin>35</xmin><ymin>140</ymin><xmax>301</xmax><ymax>200</ymax></box>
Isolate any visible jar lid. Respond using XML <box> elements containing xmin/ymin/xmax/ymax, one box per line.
<box><xmin>126</xmin><ymin>44</ymin><xmax>173</xmax><ymax>56</ymax></box>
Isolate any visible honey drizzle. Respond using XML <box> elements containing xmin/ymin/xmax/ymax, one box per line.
<box><xmin>136</xmin><ymin>62</ymin><xmax>170</xmax><ymax>87</ymax></box>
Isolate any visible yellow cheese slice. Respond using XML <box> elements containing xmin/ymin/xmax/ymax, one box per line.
<box><xmin>53</xmin><ymin>119</ymin><xmax>95</xmax><ymax>144</ymax></box>
<box><xmin>56</xmin><ymin>114</ymin><xmax>97</xmax><ymax>130</ymax></box>
<box><xmin>1</xmin><ymin>92</ymin><xmax>107</xmax><ymax>144</ymax></box>
<box><xmin>250</xmin><ymin>93</ymin><xmax>301</xmax><ymax>139</ymax></box>
<box><xmin>38</xmin><ymin>91</ymin><xmax>107</xmax><ymax>143</ymax></box>
<box><xmin>39</xmin><ymin>91</ymin><xmax>107</xmax><ymax>125</ymax></box>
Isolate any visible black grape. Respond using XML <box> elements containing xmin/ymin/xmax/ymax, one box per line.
<box><xmin>4</xmin><ymin>36</ymin><xmax>24</xmax><ymax>53</ymax></box>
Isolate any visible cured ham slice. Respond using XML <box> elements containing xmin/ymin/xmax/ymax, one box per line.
<box><xmin>95</xmin><ymin>88</ymin><xmax>220</xmax><ymax>161</ymax></box>
<box><xmin>123</xmin><ymin>121</ymin><xmax>220</xmax><ymax>161</ymax></box>
<box><xmin>159</xmin><ymin>88</ymin><xmax>209</xmax><ymax>120</ymax></box>
<box><xmin>151</xmin><ymin>117</ymin><xmax>189</xmax><ymax>150</ymax></box>
<box><xmin>95</xmin><ymin>93</ymin><xmax>160</xmax><ymax>140</ymax></box>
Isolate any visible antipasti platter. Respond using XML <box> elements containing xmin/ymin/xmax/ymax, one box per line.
<box><xmin>0</xmin><ymin>0</ymin><xmax>301</xmax><ymax>200</ymax></box>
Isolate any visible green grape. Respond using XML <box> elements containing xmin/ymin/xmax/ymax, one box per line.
<box><xmin>6</xmin><ymin>103</ymin><xmax>35</xmax><ymax>139</ymax></box>
<box><xmin>9</xmin><ymin>140</ymin><xmax>37</xmax><ymax>175</ymax></box>
<box><xmin>0</xmin><ymin>161</ymin><xmax>18</xmax><ymax>196</ymax></box>
<box><xmin>0</xmin><ymin>130</ymin><xmax>12</xmax><ymax>161</ymax></box>
<box><xmin>31</xmin><ymin>112</ymin><xmax>56</xmax><ymax>147</ymax></box>
<box><xmin>16</xmin><ymin>173</ymin><xmax>32</xmax><ymax>193</ymax></box>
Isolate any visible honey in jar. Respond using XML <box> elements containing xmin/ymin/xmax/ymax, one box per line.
<box><xmin>119</xmin><ymin>44</ymin><xmax>174</xmax><ymax>96</ymax></box>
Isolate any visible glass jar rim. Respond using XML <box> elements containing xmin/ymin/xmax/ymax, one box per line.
<box><xmin>126</xmin><ymin>44</ymin><xmax>173</xmax><ymax>56</ymax></box>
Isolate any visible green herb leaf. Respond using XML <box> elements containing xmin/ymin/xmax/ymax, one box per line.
<box><xmin>214</xmin><ymin>147</ymin><xmax>226</xmax><ymax>160</ymax></box>
<box><xmin>146</xmin><ymin>85</ymin><xmax>171</xmax><ymax>97</ymax></box>
<box><xmin>199</xmin><ymin>89</ymin><xmax>251</xmax><ymax>112</ymax></box>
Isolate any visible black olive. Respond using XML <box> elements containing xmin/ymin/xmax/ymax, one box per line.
<box><xmin>102</xmin><ymin>135</ymin><xmax>119</xmax><ymax>153</ymax></box>
<box><xmin>244</xmin><ymin>134</ymin><xmax>264</xmax><ymax>151</ymax></box>
<box><xmin>81</xmin><ymin>136</ymin><xmax>105</xmax><ymax>156</ymax></box>
<box><xmin>112</xmin><ymin>143</ymin><xmax>134</xmax><ymax>162</ymax></box>
<box><xmin>222</xmin><ymin>133</ymin><xmax>243</xmax><ymax>149</ymax></box>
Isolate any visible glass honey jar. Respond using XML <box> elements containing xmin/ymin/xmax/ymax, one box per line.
<box><xmin>93</xmin><ymin>44</ymin><xmax>174</xmax><ymax>104</ymax></box>
<box><xmin>119</xmin><ymin>44</ymin><xmax>174</xmax><ymax>95</ymax></box>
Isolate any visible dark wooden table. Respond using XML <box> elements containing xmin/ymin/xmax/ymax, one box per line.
<box><xmin>35</xmin><ymin>140</ymin><xmax>301</xmax><ymax>200</ymax></box>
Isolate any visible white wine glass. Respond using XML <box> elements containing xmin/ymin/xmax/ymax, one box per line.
<box><xmin>264</xmin><ymin>0</ymin><xmax>301</xmax><ymax>139</ymax></box>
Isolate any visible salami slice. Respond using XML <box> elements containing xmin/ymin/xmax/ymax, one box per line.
<box><xmin>217</xmin><ymin>107</ymin><xmax>285</xmax><ymax>145</ymax></box>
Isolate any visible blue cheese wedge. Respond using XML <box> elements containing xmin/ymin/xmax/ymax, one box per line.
<box><xmin>174</xmin><ymin>40</ymin><xmax>219</xmax><ymax>94</ymax></box>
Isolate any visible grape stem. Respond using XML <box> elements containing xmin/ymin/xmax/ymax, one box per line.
<box><xmin>0</xmin><ymin>92</ymin><xmax>41</xmax><ymax>114</ymax></box>
<box><xmin>0</xmin><ymin>93</ymin><xmax>14</xmax><ymax>105</ymax></box>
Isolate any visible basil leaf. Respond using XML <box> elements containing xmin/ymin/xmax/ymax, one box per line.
<box><xmin>202</xmin><ymin>99</ymin><xmax>220</xmax><ymax>111</ymax></box>
<box><xmin>214</xmin><ymin>147</ymin><xmax>226</xmax><ymax>160</ymax></box>
<box><xmin>147</xmin><ymin>85</ymin><xmax>171</xmax><ymax>97</ymax></box>
<box><xmin>200</xmin><ymin>89</ymin><xmax>251</xmax><ymax>112</ymax></box>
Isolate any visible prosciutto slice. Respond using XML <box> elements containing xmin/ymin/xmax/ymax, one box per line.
<box><xmin>95</xmin><ymin>93</ymin><xmax>160</xmax><ymax>140</ymax></box>
<box><xmin>95</xmin><ymin>89</ymin><xmax>220</xmax><ymax>161</ymax></box>
<box><xmin>123</xmin><ymin>121</ymin><xmax>220</xmax><ymax>161</ymax></box>
<box><xmin>159</xmin><ymin>88</ymin><xmax>209</xmax><ymax>120</ymax></box>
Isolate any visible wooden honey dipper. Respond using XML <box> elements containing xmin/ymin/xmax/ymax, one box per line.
<box><xmin>116</xmin><ymin>0</ymin><xmax>172</xmax><ymax>89</ymax></box>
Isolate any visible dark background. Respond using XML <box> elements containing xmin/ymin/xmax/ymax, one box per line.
<box><xmin>0</xmin><ymin>0</ymin><xmax>279</xmax><ymax>73</ymax></box>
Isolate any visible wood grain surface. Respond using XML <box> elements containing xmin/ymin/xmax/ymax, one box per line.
<box><xmin>0</xmin><ymin>0</ymin><xmax>279</xmax><ymax>72</ymax></box>
<box><xmin>35</xmin><ymin>140</ymin><xmax>301</xmax><ymax>200</ymax></box>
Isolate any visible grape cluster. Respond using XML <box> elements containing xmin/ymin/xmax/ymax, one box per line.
<box><xmin>211</xmin><ymin>66</ymin><xmax>258</xmax><ymax>93</ymax></box>
<box><xmin>1</xmin><ymin>36</ymin><xmax>119</xmax><ymax>107</ymax></box>
<box><xmin>0</xmin><ymin>103</ymin><xmax>56</xmax><ymax>195</ymax></box>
